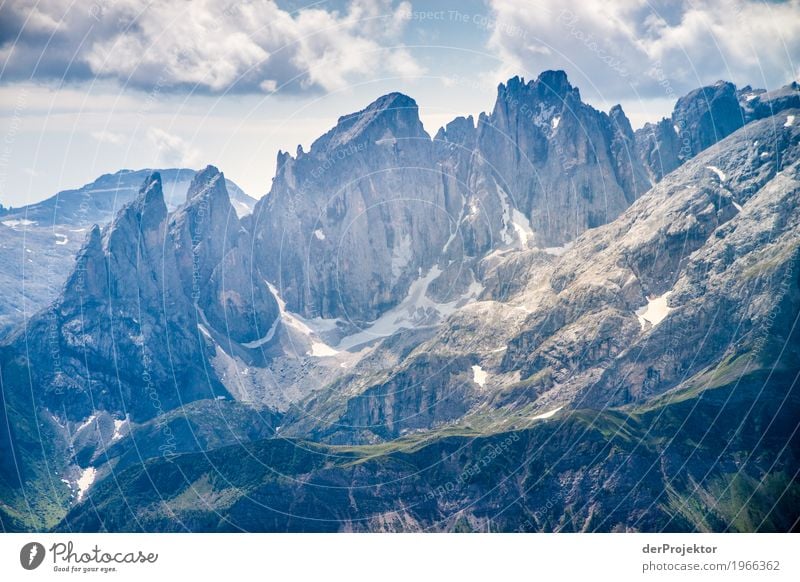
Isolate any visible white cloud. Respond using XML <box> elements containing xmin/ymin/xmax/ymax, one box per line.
<box><xmin>485</xmin><ymin>0</ymin><xmax>800</xmax><ymax>101</ymax></box>
<box><xmin>146</xmin><ymin>128</ymin><xmax>200</xmax><ymax>167</ymax></box>
<box><xmin>90</xmin><ymin>130</ymin><xmax>125</xmax><ymax>145</ymax></box>
<box><xmin>0</xmin><ymin>0</ymin><xmax>423</xmax><ymax>94</ymax></box>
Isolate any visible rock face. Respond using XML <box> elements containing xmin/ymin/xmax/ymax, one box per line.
<box><xmin>284</xmin><ymin>106</ymin><xmax>800</xmax><ymax>446</ymax></box>
<box><xmin>251</xmin><ymin>92</ymin><xmax>454</xmax><ymax>323</ymax></box>
<box><xmin>740</xmin><ymin>81</ymin><xmax>800</xmax><ymax>122</ymax></box>
<box><xmin>170</xmin><ymin>166</ymin><xmax>279</xmax><ymax>344</ymax></box>
<box><xmin>636</xmin><ymin>81</ymin><xmax>745</xmax><ymax>182</ymax></box>
<box><xmin>252</xmin><ymin>71</ymin><xmax>649</xmax><ymax>323</ymax></box>
<box><xmin>472</xmin><ymin>72</ymin><xmax>650</xmax><ymax>247</ymax></box>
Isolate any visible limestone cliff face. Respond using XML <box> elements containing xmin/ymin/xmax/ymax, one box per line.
<box><xmin>4</xmin><ymin>73</ymin><xmax>800</xmax><ymax>534</ymax></box>
<box><xmin>1</xmin><ymin>169</ymin><xmax>279</xmax><ymax>422</ymax></box>
<box><xmin>250</xmin><ymin>92</ymin><xmax>458</xmax><ymax>324</ymax></box>
<box><xmin>636</xmin><ymin>81</ymin><xmax>746</xmax><ymax>182</ymax></box>
<box><xmin>471</xmin><ymin>71</ymin><xmax>649</xmax><ymax>248</ymax></box>
<box><xmin>252</xmin><ymin>71</ymin><xmax>650</xmax><ymax>324</ymax></box>
<box><xmin>170</xmin><ymin>165</ymin><xmax>279</xmax><ymax>345</ymax></box>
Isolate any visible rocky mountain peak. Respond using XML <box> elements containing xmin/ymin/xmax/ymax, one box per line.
<box><xmin>434</xmin><ymin>115</ymin><xmax>476</xmax><ymax>147</ymax></box>
<box><xmin>137</xmin><ymin>169</ymin><xmax>165</xmax><ymax>205</ymax></box>
<box><xmin>497</xmin><ymin>70</ymin><xmax>578</xmax><ymax>109</ymax></box>
<box><xmin>672</xmin><ymin>80</ymin><xmax>744</xmax><ymax>152</ymax></box>
<box><xmin>186</xmin><ymin>164</ymin><xmax>227</xmax><ymax>203</ymax></box>
<box><xmin>609</xmin><ymin>104</ymin><xmax>633</xmax><ymax>132</ymax></box>
<box><xmin>535</xmin><ymin>69</ymin><xmax>576</xmax><ymax>99</ymax></box>
<box><xmin>635</xmin><ymin>80</ymin><xmax>746</xmax><ymax>182</ymax></box>
<box><xmin>103</xmin><ymin>171</ymin><xmax>167</xmax><ymax>256</ymax></box>
<box><xmin>309</xmin><ymin>91</ymin><xmax>428</xmax><ymax>155</ymax></box>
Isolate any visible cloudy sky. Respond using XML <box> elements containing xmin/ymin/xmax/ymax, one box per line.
<box><xmin>0</xmin><ymin>0</ymin><xmax>798</xmax><ymax>206</ymax></box>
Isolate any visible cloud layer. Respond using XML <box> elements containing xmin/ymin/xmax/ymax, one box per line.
<box><xmin>486</xmin><ymin>0</ymin><xmax>800</xmax><ymax>100</ymax></box>
<box><xmin>0</xmin><ymin>0</ymin><xmax>421</xmax><ymax>94</ymax></box>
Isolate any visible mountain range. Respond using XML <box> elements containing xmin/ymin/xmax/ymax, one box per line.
<box><xmin>1</xmin><ymin>71</ymin><xmax>798</xmax><ymax>533</ymax></box>
<box><xmin>0</xmin><ymin>169</ymin><xmax>256</xmax><ymax>336</ymax></box>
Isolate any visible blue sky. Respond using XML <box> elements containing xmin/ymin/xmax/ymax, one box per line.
<box><xmin>0</xmin><ymin>0</ymin><xmax>798</xmax><ymax>206</ymax></box>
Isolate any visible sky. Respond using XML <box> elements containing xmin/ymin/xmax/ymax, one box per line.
<box><xmin>0</xmin><ymin>0</ymin><xmax>798</xmax><ymax>207</ymax></box>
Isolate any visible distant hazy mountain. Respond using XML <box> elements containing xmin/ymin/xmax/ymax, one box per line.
<box><xmin>0</xmin><ymin>168</ymin><xmax>256</xmax><ymax>226</ymax></box>
<box><xmin>1</xmin><ymin>72</ymin><xmax>798</xmax><ymax>533</ymax></box>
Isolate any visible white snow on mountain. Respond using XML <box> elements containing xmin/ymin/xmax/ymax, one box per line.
<box><xmin>111</xmin><ymin>417</ymin><xmax>129</xmax><ymax>442</ymax></box>
<box><xmin>706</xmin><ymin>166</ymin><xmax>726</xmax><ymax>181</ymax></box>
<box><xmin>472</xmin><ymin>365</ymin><xmax>488</xmax><ymax>387</ymax></box>
<box><xmin>337</xmin><ymin>266</ymin><xmax>483</xmax><ymax>351</ymax></box>
<box><xmin>76</xmin><ymin>467</ymin><xmax>97</xmax><ymax>501</ymax></box>
<box><xmin>636</xmin><ymin>291</ymin><xmax>673</xmax><ymax>329</ymax></box>
<box><xmin>2</xmin><ymin>219</ymin><xmax>36</xmax><ymax>228</ymax></box>
<box><xmin>531</xmin><ymin>406</ymin><xmax>563</xmax><ymax>421</ymax></box>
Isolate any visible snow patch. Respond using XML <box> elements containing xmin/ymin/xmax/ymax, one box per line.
<box><xmin>551</xmin><ymin>116</ymin><xmax>560</xmax><ymax>129</ymax></box>
<box><xmin>54</xmin><ymin>233</ymin><xmax>69</xmax><ymax>245</ymax></box>
<box><xmin>510</xmin><ymin>208</ymin><xmax>534</xmax><ymax>248</ymax></box>
<box><xmin>266</xmin><ymin>281</ymin><xmax>340</xmax><ymax>357</ymax></box>
<box><xmin>531</xmin><ymin>406</ymin><xmax>563</xmax><ymax>421</ymax></box>
<box><xmin>472</xmin><ymin>365</ymin><xmax>487</xmax><ymax>387</ymax></box>
<box><xmin>314</xmin><ymin>228</ymin><xmax>326</xmax><ymax>241</ymax></box>
<box><xmin>496</xmin><ymin>187</ymin><xmax>514</xmax><ymax>245</ymax></box>
<box><xmin>76</xmin><ymin>467</ymin><xmax>97</xmax><ymax>501</ymax></box>
<box><xmin>231</xmin><ymin>199</ymin><xmax>253</xmax><ymax>218</ymax></box>
<box><xmin>76</xmin><ymin>414</ymin><xmax>97</xmax><ymax>434</ymax></box>
<box><xmin>310</xmin><ymin>341</ymin><xmax>339</xmax><ymax>357</ymax></box>
<box><xmin>636</xmin><ymin>291</ymin><xmax>673</xmax><ymax>329</ymax></box>
<box><xmin>337</xmin><ymin>267</ymin><xmax>483</xmax><ymax>351</ymax></box>
<box><xmin>732</xmin><ymin>201</ymin><xmax>743</xmax><ymax>212</ymax></box>
<box><xmin>542</xmin><ymin>243</ymin><xmax>572</xmax><ymax>256</ymax></box>
<box><xmin>2</xmin><ymin>219</ymin><xmax>36</xmax><ymax>228</ymax></box>
<box><xmin>673</xmin><ymin>124</ymin><xmax>681</xmax><ymax>135</ymax></box>
<box><xmin>497</xmin><ymin>184</ymin><xmax>533</xmax><ymax>248</ymax></box>
<box><xmin>785</xmin><ymin>115</ymin><xmax>795</xmax><ymax>127</ymax></box>
<box><xmin>376</xmin><ymin>129</ymin><xmax>397</xmax><ymax>146</ymax></box>
<box><xmin>706</xmin><ymin>166</ymin><xmax>726</xmax><ymax>182</ymax></box>
<box><xmin>241</xmin><ymin>315</ymin><xmax>280</xmax><ymax>349</ymax></box>
<box><xmin>442</xmin><ymin>192</ymin><xmax>466</xmax><ymax>254</ymax></box>
<box><xmin>111</xmin><ymin>416</ymin><xmax>129</xmax><ymax>442</ymax></box>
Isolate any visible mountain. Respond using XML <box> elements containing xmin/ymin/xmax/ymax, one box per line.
<box><xmin>59</xmin><ymin>368</ymin><xmax>800</xmax><ymax>532</ymax></box>
<box><xmin>635</xmin><ymin>81</ymin><xmax>745</xmax><ymax>182</ymax></box>
<box><xmin>635</xmin><ymin>80</ymin><xmax>800</xmax><ymax>183</ymax></box>
<box><xmin>59</xmin><ymin>103</ymin><xmax>800</xmax><ymax>533</ymax></box>
<box><xmin>0</xmin><ymin>169</ymin><xmax>256</xmax><ymax>337</ymax></box>
<box><xmin>250</xmin><ymin>71</ymin><xmax>649</xmax><ymax>325</ymax></box>
<box><xmin>1</xmin><ymin>72</ymin><xmax>798</xmax><ymax>533</ymax></box>
<box><xmin>0</xmin><ymin>168</ymin><xmax>256</xmax><ymax>226</ymax></box>
<box><xmin>281</xmin><ymin>106</ymin><xmax>800</xmax><ymax>444</ymax></box>
<box><xmin>0</xmin><ymin>167</ymin><xmax>278</xmax><ymax>529</ymax></box>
